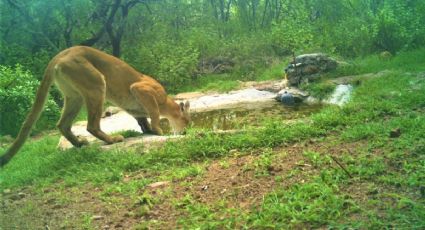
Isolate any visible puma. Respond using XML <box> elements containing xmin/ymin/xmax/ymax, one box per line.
<box><xmin>0</xmin><ymin>46</ymin><xmax>191</xmax><ymax>166</ymax></box>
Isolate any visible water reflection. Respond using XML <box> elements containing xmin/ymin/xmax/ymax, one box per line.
<box><xmin>160</xmin><ymin>102</ymin><xmax>322</xmax><ymax>134</ymax></box>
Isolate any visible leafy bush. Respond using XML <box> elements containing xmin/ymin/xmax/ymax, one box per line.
<box><xmin>271</xmin><ymin>15</ymin><xmax>314</xmax><ymax>56</ymax></box>
<box><xmin>132</xmin><ymin>41</ymin><xmax>199</xmax><ymax>93</ymax></box>
<box><xmin>0</xmin><ymin>65</ymin><xmax>60</xmax><ymax>136</ymax></box>
<box><xmin>300</xmin><ymin>81</ymin><xmax>336</xmax><ymax>100</ymax></box>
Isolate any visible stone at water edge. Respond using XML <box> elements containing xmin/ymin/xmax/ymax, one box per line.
<box><xmin>275</xmin><ymin>88</ymin><xmax>310</xmax><ymax>104</ymax></box>
<box><xmin>279</xmin><ymin>91</ymin><xmax>295</xmax><ymax>106</ymax></box>
<box><xmin>285</xmin><ymin>53</ymin><xmax>338</xmax><ymax>86</ymax></box>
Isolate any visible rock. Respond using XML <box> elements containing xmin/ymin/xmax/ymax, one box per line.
<box><xmin>285</xmin><ymin>53</ymin><xmax>338</xmax><ymax>86</ymax></box>
<box><xmin>229</xmin><ymin>149</ymin><xmax>238</xmax><ymax>154</ymax></box>
<box><xmin>276</xmin><ymin>88</ymin><xmax>309</xmax><ymax>104</ymax></box>
<box><xmin>147</xmin><ymin>181</ymin><xmax>170</xmax><ymax>189</ymax></box>
<box><xmin>331</xmin><ymin>70</ymin><xmax>392</xmax><ymax>85</ymax></box>
<box><xmin>3</xmin><ymin>189</ymin><xmax>11</xmax><ymax>194</ymax></box>
<box><xmin>9</xmin><ymin>192</ymin><xmax>26</xmax><ymax>201</ymax></box>
<box><xmin>189</xmin><ymin>88</ymin><xmax>277</xmax><ymax>112</ymax></box>
<box><xmin>251</xmin><ymin>80</ymin><xmax>288</xmax><ymax>93</ymax></box>
<box><xmin>91</xmin><ymin>215</ymin><xmax>104</xmax><ymax>220</ymax></box>
<box><xmin>389</xmin><ymin>128</ymin><xmax>401</xmax><ymax>138</ymax></box>
<box><xmin>420</xmin><ymin>186</ymin><xmax>425</xmax><ymax>198</ymax></box>
<box><xmin>279</xmin><ymin>91</ymin><xmax>295</xmax><ymax>106</ymax></box>
<box><xmin>174</xmin><ymin>92</ymin><xmax>205</xmax><ymax>100</ymax></box>
<box><xmin>379</xmin><ymin>51</ymin><xmax>393</xmax><ymax>60</ymax></box>
<box><xmin>17</xmin><ymin>192</ymin><xmax>26</xmax><ymax>199</ymax></box>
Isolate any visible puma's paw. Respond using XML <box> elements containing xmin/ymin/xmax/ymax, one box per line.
<box><xmin>78</xmin><ymin>137</ymin><xmax>90</xmax><ymax>146</ymax></box>
<box><xmin>152</xmin><ymin>127</ymin><xmax>164</xmax><ymax>136</ymax></box>
<box><xmin>75</xmin><ymin>136</ymin><xmax>89</xmax><ymax>147</ymax></box>
<box><xmin>112</xmin><ymin>135</ymin><xmax>124</xmax><ymax>143</ymax></box>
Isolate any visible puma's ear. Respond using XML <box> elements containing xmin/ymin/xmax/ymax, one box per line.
<box><xmin>184</xmin><ymin>101</ymin><xmax>190</xmax><ymax>110</ymax></box>
<box><xmin>179</xmin><ymin>102</ymin><xmax>185</xmax><ymax>112</ymax></box>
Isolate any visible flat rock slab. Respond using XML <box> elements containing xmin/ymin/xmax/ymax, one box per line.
<box><xmin>331</xmin><ymin>70</ymin><xmax>392</xmax><ymax>85</ymax></box>
<box><xmin>187</xmin><ymin>88</ymin><xmax>277</xmax><ymax>112</ymax></box>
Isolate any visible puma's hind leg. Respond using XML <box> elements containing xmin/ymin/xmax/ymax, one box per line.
<box><xmin>57</xmin><ymin>60</ymin><xmax>123</xmax><ymax>144</ymax></box>
<box><xmin>83</xmin><ymin>89</ymin><xmax>124</xmax><ymax>144</ymax></box>
<box><xmin>130</xmin><ymin>83</ymin><xmax>163</xmax><ymax>135</ymax></box>
<box><xmin>57</xmin><ymin>95</ymin><xmax>88</xmax><ymax>147</ymax></box>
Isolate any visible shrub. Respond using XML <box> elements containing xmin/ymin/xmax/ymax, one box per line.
<box><xmin>0</xmin><ymin>65</ymin><xmax>60</xmax><ymax>136</ymax></box>
<box><xmin>132</xmin><ymin>41</ymin><xmax>199</xmax><ymax>93</ymax></box>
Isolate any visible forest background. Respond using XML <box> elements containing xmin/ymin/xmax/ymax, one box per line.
<box><xmin>1</xmin><ymin>0</ymin><xmax>425</xmax><ymax>136</ymax></box>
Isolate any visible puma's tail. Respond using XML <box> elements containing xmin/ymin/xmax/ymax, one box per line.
<box><xmin>0</xmin><ymin>67</ymin><xmax>55</xmax><ymax>167</ymax></box>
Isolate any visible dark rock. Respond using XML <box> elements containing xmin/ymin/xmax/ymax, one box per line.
<box><xmin>9</xmin><ymin>192</ymin><xmax>26</xmax><ymax>201</ymax></box>
<box><xmin>285</xmin><ymin>53</ymin><xmax>338</xmax><ymax>86</ymax></box>
<box><xmin>280</xmin><ymin>91</ymin><xmax>295</xmax><ymax>106</ymax></box>
<box><xmin>275</xmin><ymin>88</ymin><xmax>309</xmax><ymax>104</ymax></box>
<box><xmin>390</xmin><ymin>128</ymin><xmax>401</xmax><ymax>138</ymax></box>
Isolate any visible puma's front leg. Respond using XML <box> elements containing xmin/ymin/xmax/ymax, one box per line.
<box><xmin>149</xmin><ymin>116</ymin><xmax>163</xmax><ymax>135</ymax></box>
<box><xmin>137</xmin><ymin>117</ymin><xmax>153</xmax><ymax>134</ymax></box>
<box><xmin>130</xmin><ymin>83</ymin><xmax>163</xmax><ymax>135</ymax></box>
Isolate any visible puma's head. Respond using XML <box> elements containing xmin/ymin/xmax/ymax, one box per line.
<box><xmin>173</xmin><ymin>101</ymin><xmax>191</xmax><ymax>134</ymax></box>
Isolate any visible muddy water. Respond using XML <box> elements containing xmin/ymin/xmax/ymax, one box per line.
<box><xmin>160</xmin><ymin>102</ymin><xmax>322</xmax><ymax>133</ymax></box>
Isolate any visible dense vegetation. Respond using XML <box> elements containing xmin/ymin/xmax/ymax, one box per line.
<box><xmin>2</xmin><ymin>0</ymin><xmax>425</xmax><ymax>81</ymax></box>
<box><xmin>1</xmin><ymin>0</ymin><xmax>425</xmax><ymax>136</ymax></box>
<box><xmin>1</xmin><ymin>1</ymin><xmax>425</xmax><ymax>229</ymax></box>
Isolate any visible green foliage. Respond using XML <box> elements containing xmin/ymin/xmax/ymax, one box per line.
<box><xmin>2</xmin><ymin>0</ymin><xmax>425</xmax><ymax>91</ymax></box>
<box><xmin>300</xmin><ymin>81</ymin><xmax>336</xmax><ymax>100</ymax></box>
<box><xmin>271</xmin><ymin>12</ymin><xmax>314</xmax><ymax>55</ymax></box>
<box><xmin>115</xmin><ymin>130</ymin><xmax>143</xmax><ymax>138</ymax></box>
<box><xmin>131</xmin><ymin>41</ymin><xmax>199</xmax><ymax>93</ymax></box>
<box><xmin>0</xmin><ymin>65</ymin><xmax>60</xmax><ymax>136</ymax></box>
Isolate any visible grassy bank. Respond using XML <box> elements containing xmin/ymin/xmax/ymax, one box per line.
<box><xmin>1</xmin><ymin>49</ymin><xmax>425</xmax><ymax>229</ymax></box>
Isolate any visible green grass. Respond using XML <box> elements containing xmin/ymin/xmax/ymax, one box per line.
<box><xmin>300</xmin><ymin>81</ymin><xmax>336</xmax><ymax>100</ymax></box>
<box><xmin>180</xmin><ymin>73</ymin><xmax>240</xmax><ymax>93</ymax></box>
<box><xmin>327</xmin><ymin>47</ymin><xmax>425</xmax><ymax>77</ymax></box>
<box><xmin>179</xmin><ymin>61</ymin><xmax>285</xmax><ymax>93</ymax></box>
<box><xmin>1</xmin><ymin>49</ymin><xmax>425</xmax><ymax>229</ymax></box>
<box><xmin>248</xmin><ymin>182</ymin><xmax>355</xmax><ymax>229</ymax></box>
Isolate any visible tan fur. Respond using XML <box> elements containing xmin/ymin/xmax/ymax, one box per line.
<box><xmin>0</xmin><ymin>46</ymin><xmax>190</xmax><ymax>166</ymax></box>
